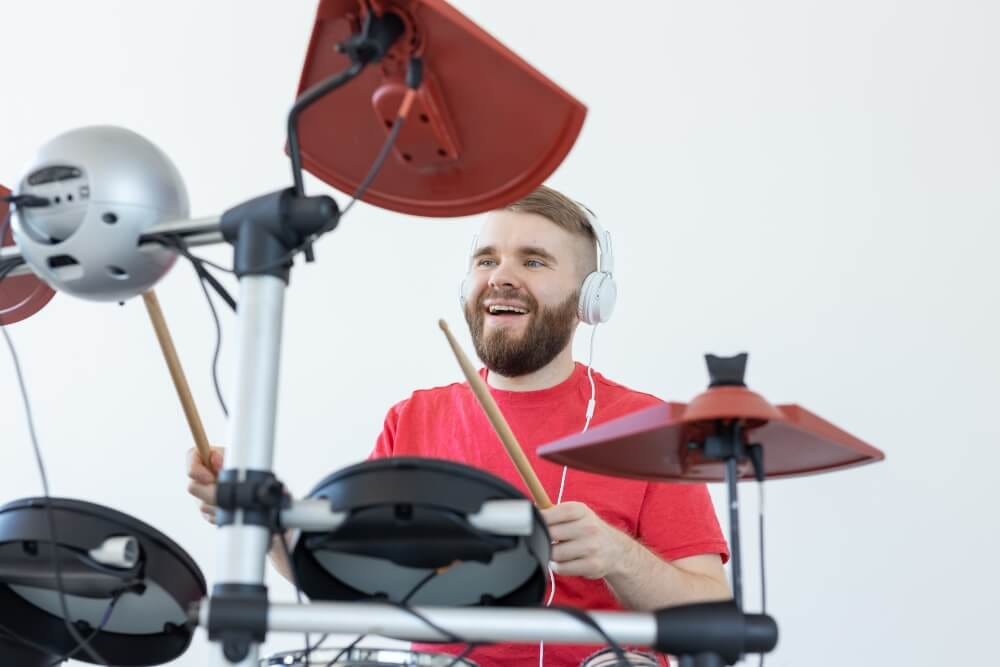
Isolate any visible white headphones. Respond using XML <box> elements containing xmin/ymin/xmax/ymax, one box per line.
<box><xmin>459</xmin><ymin>205</ymin><xmax>617</xmax><ymax>325</ymax></box>
<box><xmin>576</xmin><ymin>208</ymin><xmax>617</xmax><ymax>325</ymax></box>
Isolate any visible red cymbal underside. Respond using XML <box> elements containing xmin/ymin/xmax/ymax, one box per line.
<box><xmin>538</xmin><ymin>386</ymin><xmax>885</xmax><ymax>482</ymax></box>
<box><xmin>296</xmin><ymin>0</ymin><xmax>587</xmax><ymax>217</ymax></box>
<box><xmin>0</xmin><ymin>184</ymin><xmax>55</xmax><ymax>325</ymax></box>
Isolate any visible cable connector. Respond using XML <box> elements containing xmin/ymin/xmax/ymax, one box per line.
<box><xmin>338</xmin><ymin>10</ymin><xmax>405</xmax><ymax>66</ymax></box>
<box><xmin>2</xmin><ymin>193</ymin><xmax>51</xmax><ymax>207</ymax></box>
<box><xmin>406</xmin><ymin>57</ymin><xmax>424</xmax><ymax>89</ymax></box>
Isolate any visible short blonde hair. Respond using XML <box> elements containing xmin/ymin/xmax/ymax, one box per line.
<box><xmin>504</xmin><ymin>185</ymin><xmax>597</xmax><ymax>272</ymax></box>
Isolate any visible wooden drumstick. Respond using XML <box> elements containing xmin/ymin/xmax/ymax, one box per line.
<box><xmin>438</xmin><ymin>319</ymin><xmax>553</xmax><ymax>509</ymax></box>
<box><xmin>142</xmin><ymin>290</ymin><xmax>213</xmax><ymax>468</ymax></box>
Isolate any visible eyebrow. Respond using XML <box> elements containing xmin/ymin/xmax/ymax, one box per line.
<box><xmin>472</xmin><ymin>245</ymin><xmax>558</xmax><ymax>264</ymax></box>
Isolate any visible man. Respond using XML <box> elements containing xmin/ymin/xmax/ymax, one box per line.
<box><xmin>188</xmin><ymin>185</ymin><xmax>730</xmax><ymax>666</ymax></box>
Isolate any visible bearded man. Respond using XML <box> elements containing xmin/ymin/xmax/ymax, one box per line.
<box><xmin>187</xmin><ymin>185</ymin><xmax>730</xmax><ymax>667</ymax></box>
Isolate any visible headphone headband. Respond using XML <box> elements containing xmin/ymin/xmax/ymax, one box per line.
<box><xmin>578</xmin><ymin>204</ymin><xmax>614</xmax><ymax>276</ymax></box>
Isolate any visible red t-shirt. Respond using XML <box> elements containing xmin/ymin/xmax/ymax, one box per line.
<box><xmin>370</xmin><ymin>363</ymin><xmax>729</xmax><ymax>667</ymax></box>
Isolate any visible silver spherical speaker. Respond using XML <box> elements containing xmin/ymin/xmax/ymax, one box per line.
<box><xmin>11</xmin><ymin>126</ymin><xmax>189</xmax><ymax>302</ymax></box>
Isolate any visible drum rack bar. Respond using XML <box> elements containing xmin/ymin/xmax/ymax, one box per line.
<box><xmin>209</xmin><ymin>601</ymin><xmax>660</xmax><ymax>645</ymax></box>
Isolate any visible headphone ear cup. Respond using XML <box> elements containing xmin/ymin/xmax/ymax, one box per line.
<box><xmin>578</xmin><ymin>271</ymin><xmax>617</xmax><ymax>325</ymax></box>
<box><xmin>578</xmin><ymin>272</ymin><xmax>599</xmax><ymax>324</ymax></box>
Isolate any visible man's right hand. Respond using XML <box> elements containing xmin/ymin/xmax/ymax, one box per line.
<box><xmin>186</xmin><ymin>447</ymin><xmax>225</xmax><ymax>525</ymax></box>
<box><xmin>186</xmin><ymin>446</ymin><xmax>295</xmax><ymax>583</ymax></box>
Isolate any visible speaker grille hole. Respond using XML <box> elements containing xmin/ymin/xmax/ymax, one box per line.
<box><xmin>47</xmin><ymin>254</ymin><xmax>83</xmax><ymax>280</ymax></box>
<box><xmin>107</xmin><ymin>266</ymin><xmax>129</xmax><ymax>280</ymax></box>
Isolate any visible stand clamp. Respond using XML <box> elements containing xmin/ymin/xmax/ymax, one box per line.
<box><xmin>215</xmin><ymin>470</ymin><xmax>288</xmax><ymax>529</ymax></box>
<box><xmin>206</xmin><ymin>583</ymin><xmax>269</xmax><ymax>663</ymax></box>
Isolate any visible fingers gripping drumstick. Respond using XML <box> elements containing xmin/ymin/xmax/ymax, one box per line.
<box><xmin>438</xmin><ymin>319</ymin><xmax>553</xmax><ymax>509</ymax></box>
<box><xmin>142</xmin><ymin>290</ymin><xmax>213</xmax><ymax>468</ymax></box>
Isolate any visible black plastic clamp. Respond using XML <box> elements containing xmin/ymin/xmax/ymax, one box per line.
<box><xmin>215</xmin><ymin>469</ymin><xmax>287</xmax><ymax>529</ymax></box>
<box><xmin>207</xmin><ymin>583</ymin><xmax>269</xmax><ymax>663</ymax></box>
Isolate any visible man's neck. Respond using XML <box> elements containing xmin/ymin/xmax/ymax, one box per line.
<box><xmin>485</xmin><ymin>347</ymin><xmax>576</xmax><ymax>392</ymax></box>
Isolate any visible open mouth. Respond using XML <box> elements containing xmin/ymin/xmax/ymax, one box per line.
<box><xmin>484</xmin><ymin>303</ymin><xmax>530</xmax><ymax>318</ymax></box>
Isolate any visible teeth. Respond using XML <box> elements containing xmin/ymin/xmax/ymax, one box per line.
<box><xmin>489</xmin><ymin>305</ymin><xmax>528</xmax><ymax>314</ymax></box>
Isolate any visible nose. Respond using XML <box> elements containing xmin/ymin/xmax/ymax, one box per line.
<box><xmin>487</xmin><ymin>258</ymin><xmax>522</xmax><ymax>291</ymax></box>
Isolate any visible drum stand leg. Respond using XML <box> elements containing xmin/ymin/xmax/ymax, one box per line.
<box><xmin>205</xmin><ymin>190</ymin><xmax>341</xmax><ymax>666</ymax></box>
<box><xmin>698</xmin><ymin>420</ymin><xmax>746</xmax><ymax>611</ymax></box>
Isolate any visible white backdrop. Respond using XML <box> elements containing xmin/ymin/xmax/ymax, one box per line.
<box><xmin>1</xmin><ymin>1</ymin><xmax>998</xmax><ymax>665</ymax></box>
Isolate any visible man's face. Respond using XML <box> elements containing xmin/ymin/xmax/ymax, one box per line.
<box><xmin>462</xmin><ymin>210</ymin><xmax>586</xmax><ymax>377</ymax></box>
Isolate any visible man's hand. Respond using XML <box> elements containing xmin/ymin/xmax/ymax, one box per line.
<box><xmin>541</xmin><ymin>500</ymin><xmax>731</xmax><ymax>610</ymax></box>
<box><xmin>541</xmin><ymin>501</ymin><xmax>632</xmax><ymax>580</ymax></box>
<box><xmin>185</xmin><ymin>446</ymin><xmax>295</xmax><ymax>582</ymax></box>
<box><xmin>186</xmin><ymin>446</ymin><xmax>225</xmax><ymax>524</ymax></box>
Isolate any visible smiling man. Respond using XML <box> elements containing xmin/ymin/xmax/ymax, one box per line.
<box><xmin>367</xmin><ymin>186</ymin><xmax>731</xmax><ymax>666</ymax></box>
<box><xmin>187</xmin><ymin>185</ymin><xmax>730</xmax><ymax>667</ymax></box>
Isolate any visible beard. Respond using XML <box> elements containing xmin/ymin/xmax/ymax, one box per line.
<box><xmin>464</xmin><ymin>287</ymin><xmax>579</xmax><ymax>378</ymax></box>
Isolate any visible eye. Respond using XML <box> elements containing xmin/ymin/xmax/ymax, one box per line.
<box><xmin>525</xmin><ymin>259</ymin><xmax>546</xmax><ymax>268</ymax></box>
<box><xmin>475</xmin><ymin>258</ymin><xmax>497</xmax><ymax>268</ymax></box>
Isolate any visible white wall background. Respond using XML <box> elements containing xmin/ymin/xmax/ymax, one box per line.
<box><xmin>1</xmin><ymin>1</ymin><xmax>998</xmax><ymax>665</ymax></box>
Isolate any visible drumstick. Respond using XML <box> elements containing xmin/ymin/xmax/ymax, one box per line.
<box><xmin>142</xmin><ymin>290</ymin><xmax>213</xmax><ymax>468</ymax></box>
<box><xmin>438</xmin><ymin>319</ymin><xmax>553</xmax><ymax>509</ymax></box>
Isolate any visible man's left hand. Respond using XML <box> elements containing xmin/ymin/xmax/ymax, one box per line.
<box><xmin>541</xmin><ymin>501</ymin><xmax>633</xmax><ymax>580</ymax></box>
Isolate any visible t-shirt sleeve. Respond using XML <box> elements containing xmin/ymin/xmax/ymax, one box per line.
<box><xmin>637</xmin><ymin>481</ymin><xmax>730</xmax><ymax>564</ymax></box>
<box><xmin>368</xmin><ymin>399</ymin><xmax>407</xmax><ymax>460</ymax></box>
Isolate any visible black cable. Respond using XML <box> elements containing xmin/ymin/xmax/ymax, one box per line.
<box><xmin>153</xmin><ymin>100</ymin><xmax>406</xmax><ymax>278</ymax></box>
<box><xmin>253</xmin><ymin>53</ymin><xmax>422</xmax><ymax>274</ymax></box>
<box><xmin>248</xmin><ymin>105</ymin><xmax>411</xmax><ymax>277</ymax></box>
<box><xmin>45</xmin><ymin>591</ymin><xmax>124</xmax><ymax>666</ymax></box>
<box><xmin>146</xmin><ymin>234</ymin><xmax>237</xmax><ymax>307</ymax></box>
<box><xmin>163</xmin><ymin>241</ymin><xmax>236</xmax><ymax>276</ymax></box>
<box><xmin>320</xmin><ymin>631</ymin><xmax>365</xmax><ymax>667</ymax></box>
<box><xmin>0</xmin><ymin>324</ymin><xmax>109</xmax><ymax>665</ymax></box>
<box><xmin>178</xmin><ymin>248</ymin><xmax>236</xmax><ymax>311</ymax></box>
<box><xmin>399</xmin><ymin>570</ymin><xmax>440</xmax><ymax>605</ymax></box>
<box><xmin>138</xmin><ymin>55</ymin><xmax>421</xmax><ymax>282</ymax></box>
<box><xmin>1</xmin><ymin>207</ymin><xmax>12</xmax><ymax>244</ymax></box>
<box><xmin>288</xmin><ymin>61</ymin><xmax>365</xmax><ymax>197</ymax></box>
<box><xmin>336</xmin><ymin>55</ymin><xmax>422</xmax><ymax>222</ymax></box>
<box><xmin>139</xmin><ymin>93</ymin><xmax>404</xmax><ymax>280</ymax></box>
<box><xmin>0</xmin><ymin>258</ymin><xmax>22</xmax><ymax>283</ymax></box>
<box><xmin>382</xmin><ymin>599</ymin><xmax>465</xmax><ymax>644</ymax></box>
<box><xmin>551</xmin><ymin>606</ymin><xmax>630</xmax><ymax>667</ymax></box>
<box><xmin>759</xmin><ymin>484</ymin><xmax>767</xmax><ymax>614</ymax></box>
<box><xmin>192</xmin><ymin>262</ymin><xmax>229</xmax><ymax>418</ymax></box>
<box><xmin>758</xmin><ymin>481</ymin><xmax>766</xmax><ymax>667</ymax></box>
<box><xmin>144</xmin><ymin>234</ymin><xmax>233</xmax><ymax>417</ymax></box>
<box><xmin>319</xmin><ymin>570</ymin><xmax>442</xmax><ymax>667</ymax></box>
<box><xmin>747</xmin><ymin>443</ymin><xmax>767</xmax><ymax>667</ymax></box>
<box><xmin>339</xmin><ymin>114</ymin><xmax>405</xmax><ymax>218</ymax></box>
<box><xmin>195</xmin><ymin>261</ymin><xmax>237</xmax><ymax>312</ymax></box>
<box><xmin>443</xmin><ymin>642</ymin><xmax>478</xmax><ymax>667</ymax></box>
<box><xmin>0</xmin><ymin>620</ymin><xmax>59</xmax><ymax>657</ymax></box>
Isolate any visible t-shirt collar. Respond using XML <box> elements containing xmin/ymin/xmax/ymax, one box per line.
<box><xmin>479</xmin><ymin>362</ymin><xmax>588</xmax><ymax>406</ymax></box>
